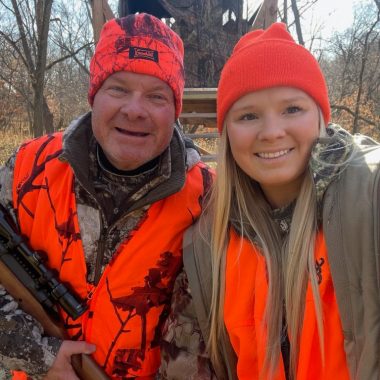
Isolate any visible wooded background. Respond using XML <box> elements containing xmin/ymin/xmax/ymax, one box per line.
<box><xmin>0</xmin><ymin>0</ymin><xmax>379</xmax><ymax>142</ymax></box>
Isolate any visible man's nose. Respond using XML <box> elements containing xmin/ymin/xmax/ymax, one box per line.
<box><xmin>256</xmin><ymin>115</ymin><xmax>286</xmax><ymax>141</ymax></box>
<box><xmin>120</xmin><ymin>95</ymin><xmax>148</xmax><ymax>120</ymax></box>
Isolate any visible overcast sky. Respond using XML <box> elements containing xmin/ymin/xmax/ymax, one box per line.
<box><xmin>248</xmin><ymin>0</ymin><xmax>359</xmax><ymax>39</ymax></box>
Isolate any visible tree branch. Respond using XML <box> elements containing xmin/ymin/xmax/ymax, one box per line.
<box><xmin>10</xmin><ymin>0</ymin><xmax>35</xmax><ymax>74</ymax></box>
<box><xmin>0</xmin><ymin>31</ymin><xmax>29</xmax><ymax>70</ymax></box>
<box><xmin>331</xmin><ymin>104</ymin><xmax>378</xmax><ymax>126</ymax></box>
<box><xmin>45</xmin><ymin>43</ymin><xmax>92</xmax><ymax>71</ymax></box>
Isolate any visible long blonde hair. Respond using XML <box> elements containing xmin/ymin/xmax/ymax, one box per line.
<box><xmin>206</xmin><ymin>115</ymin><xmax>326</xmax><ymax>379</ymax></box>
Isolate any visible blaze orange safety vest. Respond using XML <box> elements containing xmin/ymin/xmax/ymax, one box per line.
<box><xmin>224</xmin><ymin>230</ymin><xmax>351</xmax><ymax>380</ymax></box>
<box><xmin>12</xmin><ymin>133</ymin><xmax>209</xmax><ymax>379</ymax></box>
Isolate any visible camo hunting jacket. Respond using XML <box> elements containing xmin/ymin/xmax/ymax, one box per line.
<box><xmin>0</xmin><ymin>112</ymin><xmax>209</xmax><ymax>379</ymax></box>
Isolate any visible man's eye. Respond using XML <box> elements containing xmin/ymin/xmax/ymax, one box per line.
<box><xmin>286</xmin><ymin>106</ymin><xmax>301</xmax><ymax>114</ymax></box>
<box><xmin>109</xmin><ymin>86</ymin><xmax>127</xmax><ymax>93</ymax></box>
<box><xmin>149</xmin><ymin>93</ymin><xmax>166</xmax><ymax>101</ymax></box>
<box><xmin>239</xmin><ymin>113</ymin><xmax>257</xmax><ymax>121</ymax></box>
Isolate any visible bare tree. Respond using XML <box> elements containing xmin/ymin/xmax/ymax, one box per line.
<box><xmin>352</xmin><ymin>12</ymin><xmax>380</xmax><ymax>132</ymax></box>
<box><xmin>0</xmin><ymin>0</ymin><xmax>94</xmax><ymax>137</ymax></box>
<box><xmin>47</xmin><ymin>0</ymin><xmax>94</xmax><ymax>130</ymax></box>
<box><xmin>0</xmin><ymin>0</ymin><xmax>54</xmax><ymax>136</ymax></box>
<box><xmin>324</xmin><ymin>1</ymin><xmax>380</xmax><ymax>135</ymax></box>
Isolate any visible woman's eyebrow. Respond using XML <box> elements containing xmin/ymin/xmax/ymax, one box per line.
<box><xmin>280</xmin><ymin>96</ymin><xmax>308</xmax><ymax>103</ymax></box>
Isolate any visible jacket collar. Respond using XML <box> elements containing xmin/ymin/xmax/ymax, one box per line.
<box><xmin>310</xmin><ymin>124</ymin><xmax>355</xmax><ymax>212</ymax></box>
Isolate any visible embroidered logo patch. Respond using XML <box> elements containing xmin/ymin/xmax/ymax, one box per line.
<box><xmin>129</xmin><ymin>47</ymin><xmax>159</xmax><ymax>63</ymax></box>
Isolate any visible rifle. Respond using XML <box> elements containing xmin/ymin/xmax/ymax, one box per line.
<box><xmin>0</xmin><ymin>204</ymin><xmax>109</xmax><ymax>380</ymax></box>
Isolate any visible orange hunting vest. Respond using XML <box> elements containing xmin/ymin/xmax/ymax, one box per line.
<box><xmin>12</xmin><ymin>133</ymin><xmax>208</xmax><ymax>379</ymax></box>
<box><xmin>224</xmin><ymin>230</ymin><xmax>351</xmax><ymax>380</ymax></box>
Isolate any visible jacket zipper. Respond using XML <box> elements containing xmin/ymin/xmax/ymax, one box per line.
<box><xmin>93</xmin><ymin>210</ymin><xmax>138</xmax><ymax>285</ymax></box>
<box><xmin>71</xmin><ymin>164</ymin><xmax>164</xmax><ymax>285</ymax></box>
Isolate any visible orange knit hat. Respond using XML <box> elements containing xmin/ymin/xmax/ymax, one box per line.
<box><xmin>89</xmin><ymin>13</ymin><xmax>184</xmax><ymax>119</ymax></box>
<box><xmin>217</xmin><ymin>23</ymin><xmax>330</xmax><ymax>133</ymax></box>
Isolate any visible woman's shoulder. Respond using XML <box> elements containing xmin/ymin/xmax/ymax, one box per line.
<box><xmin>321</xmin><ymin>126</ymin><xmax>380</xmax><ymax>214</ymax></box>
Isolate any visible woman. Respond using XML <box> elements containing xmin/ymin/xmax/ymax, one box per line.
<box><xmin>160</xmin><ymin>23</ymin><xmax>380</xmax><ymax>380</ymax></box>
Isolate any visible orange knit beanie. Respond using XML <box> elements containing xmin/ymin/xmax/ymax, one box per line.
<box><xmin>89</xmin><ymin>13</ymin><xmax>184</xmax><ymax>119</ymax></box>
<box><xmin>217</xmin><ymin>22</ymin><xmax>330</xmax><ymax>133</ymax></box>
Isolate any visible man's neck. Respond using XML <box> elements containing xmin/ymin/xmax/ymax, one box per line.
<box><xmin>97</xmin><ymin>144</ymin><xmax>159</xmax><ymax>176</ymax></box>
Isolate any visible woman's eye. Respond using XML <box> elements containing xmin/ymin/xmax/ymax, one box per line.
<box><xmin>286</xmin><ymin>106</ymin><xmax>301</xmax><ymax>114</ymax></box>
<box><xmin>239</xmin><ymin>113</ymin><xmax>257</xmax><ymax>121</ymax></box>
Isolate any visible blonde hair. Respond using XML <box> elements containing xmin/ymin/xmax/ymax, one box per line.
<box><xmin>206</xmin><ymin>113</ymin><xmax>326</xmax><ymax>379</ymax></box>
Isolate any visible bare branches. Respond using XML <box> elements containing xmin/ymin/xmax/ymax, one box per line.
<box><xmin>0</xmin><ymin>0</ymin><xmax>94</xmax><ymax>136</ymax></box>
<box><xmin>331</xmin><ymin>104</ymin><xmax>378</xmax><ymax>127</ymax></box>
<box><xmin>10</xmin><ymin>0</ymin><xmax>35</xmax><ymax>74</ymax></box>
<box><xmin>45</xmin><ymin>43</ymin><xmax>92</xmax><ymax>71</ymax></box>
<box><xmin>352</xmin><ymin>11</ymin><xmax>380</xmax><ymax>132</ymax></box>
<box><xmin>324</xmin><ymin>2</ymin><xmax>380</xmax><ymax>135</ymax></box>
<box><xmin>0</xmin><ymin>30</ymin><xmax>30</xmax><ymax>72</ymax></box>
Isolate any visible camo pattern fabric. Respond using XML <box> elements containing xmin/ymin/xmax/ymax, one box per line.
<box><xmin>159</xmin><ymin>271</ymin><xmax>217</xmax><ymax>380</ymax></box>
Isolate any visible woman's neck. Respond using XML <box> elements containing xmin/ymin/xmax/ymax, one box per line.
<box><xmin>260</xmin><ymin>176</ymin><xmax>304</xmax><ymax>209</ymax></box>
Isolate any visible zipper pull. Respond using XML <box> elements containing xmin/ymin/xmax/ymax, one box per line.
<box><xmin>87</xmin><ymin>285</ymin><xmax>95</xmax><ymax>301</ymax></box>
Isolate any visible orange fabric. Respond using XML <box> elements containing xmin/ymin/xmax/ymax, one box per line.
<box><xmin>12</xmin><ymin>133</ymin><xmax>208</xmax><ymax>379</ymax></box>
<box><xmin>224</xmin><ymin>230</ymin><xmax>350</xmax><ymax>380</ymax></box>
<box><xmin>217</xmin><ymin>22</ymin><xmax>330</xmax><ymax>133</ymax></box>
<box><xmin>11</xmin><ymin>371</ymin><xmax>29</xmax><ymax>380</ymax></box>
<box><xmin>88</xmin><ymin>13</ymin><xmax>184</xmax><ymax>118</ymax></box>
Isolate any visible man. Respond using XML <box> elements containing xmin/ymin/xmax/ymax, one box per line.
<box><xmin>0</xmin><ymin>13</ymin><xmax>212</xmax><ymax>379</ymax></box>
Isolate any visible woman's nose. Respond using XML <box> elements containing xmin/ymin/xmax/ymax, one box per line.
<box><xmin>256</xmin><ymin>115</ymin><xmax>286</xmax><ymax>141</ymax></box>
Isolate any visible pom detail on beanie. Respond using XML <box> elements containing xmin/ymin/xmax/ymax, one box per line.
<box><xmin>89</xmin><ymin>13</ymin><xmax>184</xmax><ymax>119</ymax></box>
<box><xmin>217</xmin><ymin>23</ymin><xmax>330</xmax><ymax>133</ymax></box>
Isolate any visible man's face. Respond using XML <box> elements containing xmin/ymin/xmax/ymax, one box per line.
<box><xmin>91</xmin><ymin>71</ymin><xmax>176</xmax><ymax>171</ymax></box>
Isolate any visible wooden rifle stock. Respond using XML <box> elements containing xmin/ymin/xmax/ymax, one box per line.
<box><xmin>0</xmin><ymin>260</ymin><xmax>109</xmax><ymax>380</ymax></box>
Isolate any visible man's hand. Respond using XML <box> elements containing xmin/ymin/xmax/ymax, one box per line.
<box><xmin>43</xmin><ymin>340</ymin><xmax>96</xmax><ymax>380</ymax></box>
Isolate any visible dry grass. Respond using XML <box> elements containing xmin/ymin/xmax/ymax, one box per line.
<box><xmin>194</xmin><ymin>137</ymin><xmax>219</xmax><ymax>155</ymax></box>
<box><xmin>0</xmin><ymin>130</ymin><xmax>32</xmax><ymax>165</ymax></box>
<box><xmin>193</xmin><ymin>137</ymin><xmax>219</xmax><ymax>168</ymax></box>
<box><xmin>0</xmin><ymin>128</ymin><xmax>220</xmax><ymax>167</ymax></box>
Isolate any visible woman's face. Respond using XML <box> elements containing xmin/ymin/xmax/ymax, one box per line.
<box><xmin>226</xmin><ymin>86</ymin><xmax>320</xmax><ymax>208</ymax></box>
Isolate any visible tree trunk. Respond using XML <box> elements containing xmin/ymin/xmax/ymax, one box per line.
<box><xmin>353</xmin><ymin>16</ymin><xmax>379</xmax><ymax>133</ymax></box>
<box><xmin>290</xmin><ymin>0</ymin><xmax>304</xmax><ymax>45</ymax></box>
<box><xmin>283</xmin><ymin>0</ymin><xmax>288</xmax><ymax>24</ymax></box>
<box><xmin>11</xmin><ymin>0</ymin><xmax>53</xmax><ymax>137</ymax></box>
<box><xmin>32</xmin><ymin>0</ymin><xmax>54</xmax><ymax>137</ymax></box>
<box><xmin>375</xmin><ymin>0</ymin><xmax>380</xmax><ymax>12</ymax></box>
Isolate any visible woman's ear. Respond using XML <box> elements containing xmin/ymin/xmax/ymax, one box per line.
<box><xmin>318</xmin><ymin>108</ymin><xmax>327</xmax><ymax>137</ymax></box>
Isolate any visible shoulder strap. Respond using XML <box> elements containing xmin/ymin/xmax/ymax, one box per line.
<box><xmin>183</xmin><ymin>224</ymin><xmax>238</xmax><ymax>380</ymax></box>
<box><xmin>183</xmin><ymin>224</ymin><xmax>212</xmax><ymax>341</ymax></box>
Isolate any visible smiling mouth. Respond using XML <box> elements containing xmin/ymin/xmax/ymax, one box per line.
<box><xmin>256</xmin><ymin>149</ymin><xmax>292</xmax><ymax>159</ymax></box>
<box><xmin>115</xmin><ymin>127</ymin><xmax>149</xmax><ymax>137</ymax></box>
